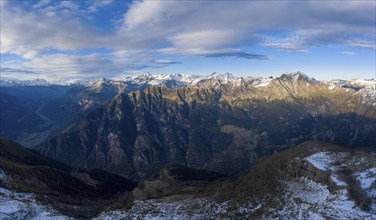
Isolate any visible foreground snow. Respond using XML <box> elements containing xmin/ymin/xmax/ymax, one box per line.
<box><xmin>304</xmin><ymin>151</ymin><xmax>376</xmax><ymax>214</ymax></box>
<box><xmin>1</xmin><ymin>148</ymin><xmax>375</xmax><ymax>219</ymax></box>
<box><xmin>305</xmin><ymin>152</ymin><xmax>334</xmax><ymax>171</ymax></box>
<box><xmin>95</xmin><ymin>198</ymin><xmax>230</xmax><ymax>220</ymax></box>
<box><xmin>280</xmin><ymin>177</ymin><xmax>376</xmax><ymax>219</ymax></box>
<box><xmin>0</xmin><ymin>170</ymin><xmax>70</xmax><ymax>220</ymax></box>
<box><xmin>0</xmin><ymin>187</ymin><xmax>71</xmax><ymax>220</ymax></box>
<box><xmin>356</xmin><ymin>167</ymin><xmax>376</xmax><ymax>213</ymax></box>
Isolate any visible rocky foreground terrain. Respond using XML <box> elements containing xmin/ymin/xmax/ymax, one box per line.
<box><xmin>1</xmin><ymin>140</ymin><xmax>376</xmax><ymax>219</ymax></box>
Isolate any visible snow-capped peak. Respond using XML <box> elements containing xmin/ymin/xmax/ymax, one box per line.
<box><xmin>123</xmin><ymin>73</ymin><xmax>193</xmax><ymax>88</ymax></box>
<box><xmin>246</xmin><ymin>76</ymin><xmax>273</xmax><ymax>87</ymax></box>
<box><xmin>88</xmin><ymin>78</ymin><xmax>128</xmax><ymax>91</ymax></box>
<box><xmin>0</xmin><ymin>78</ymin><xmax>51</xmax><ymax>87</ymax></box>
<box><xmin>93</xmin><ymin>78</ymin><xmax>112</xmax><ymax>85</ymax></box>
<box><xmin>347</xmin><ymin>78</ymin><xmax>375</xmax><ymax>88</ymax></box>
<box><xmin>206</xmin><ymin>72</ymin><xmax>238</xmax><ymax>84</ymax></box>
<box><xmin>62</xmin><ymin>79</ymin><xmax>94</xmax><ymax>86</ymax></box>
<box><xmin>278</xmin><ymin>72</ymin><xmax>318</xmax><ymax>83</ymax></box>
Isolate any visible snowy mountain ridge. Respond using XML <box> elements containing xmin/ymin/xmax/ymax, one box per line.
<box><xmin>1</xmin><ymin>72</ymin><xmax>374</xmax><ymax>90</ymax></box>
<box><xmin>0</xmin><ymin>78</ymin><xmax>51</xmax><ymax>87</ymax></box>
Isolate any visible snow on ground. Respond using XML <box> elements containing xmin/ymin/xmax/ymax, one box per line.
<box><xmin>330</xmin><ymin>175</ymin><xmax>347</xmax><ymax>186</ymax></box>
<box><xmin>95</xmin><ymin>198</ymin><xmax>230</xmax><ymax>220</ymax></box>
<box><xmin>305</xmin><ymin>152</ymin><xmax>333</xmax><ymax>171</ymax></box>
<box><xmin>304</xmin><ymin>152</ymin><xmax>376</xmax><ymax>215</ymax></box>
<box><xmin>356</xmin><ymin>83</ymin><xmax>376</xmax><ymax>106</ymax></box>
<box><xmin>304</xmin><ymin>151</ymin><xmax>349</xmax><ymax>172</ymax></box>
<box><xmin>0</xmin><ymin>169</ymin><xmax>71</xmax><ymax>220</ymax></box>
<box><xmin>322</xmin><ymin>79</ymin><xmax>347</xmax><ymax>90</ymax></box>
<box><xmin>252</xmin><ymin>77</ymin><xmax>272</xmax><ymax>87</ymax></box>
<box><xmin>304</xmin><ymin>151</ymin><xmax>349</xmax><ymax>187</ymax></box>
<box><xmin>0</xmin><ymin>169</ymin><xmax>6</xmax><ymax>181</ymax></box>
<box><xmin>357</xmin><ymin>167</ymin><xmax>376</xmax><ymax>189</ymax></box>
<box><xmin>279</xmin><ymin>177</ymin><xmax>376</xmax><ymax>219</ymax></box>
<box><xmin>356</xmin><ymin>167</ymin><xmax>376</xmax><ymax>213</ymax></box>
<box><xmin>348</xmin><ymin>79</ymin><xmax>376</xmax><ymax>87</ymax></box>
<box><xmin>0</xmin><ymin>186</ymin><xmax>71</xmax><ymax>220</ymax></box>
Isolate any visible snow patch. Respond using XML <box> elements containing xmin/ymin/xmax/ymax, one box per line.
<box><xmin>348</xmin><ymin>78</ymin><xmax>375</xmax><ymax>87</ymax></box>
<box><xmin>331</xmin><ymin>175</ymin><xmax>347</xmax><ymax>187</ymax></box>
<box><xmin>355</xmin><ymin>167</ymin><xmax>376</xmax><ymax>212</ymax></box>
<box><xmin>279</xmin><ymin>177</ymin><xmax>376</xmax><ymax>219</ymax></box>
<box><xmin>249</xmin><ymin>77</ymin><xmax>272</xmax><ymax>87</ymax></box>
<box><xmin>0</xmin><ymin>187</ymin><xmax>70</xmax><ymax>220</ymax></box>
<box><xmin>305</xmin><ymin>152</ymin><xmax>333</xmax><ymax>171</ymax></box>
<box><xmin>356</xmin><ymin>82</ymin><xmax>376</xmax><ymax>106</ymax></box>
<box><xmin>95</xmin><ymin>198</ymin><xmax>230</xmax><ymax>220</ymax></box>
<box><xmin>0</xmin><ymin>169</ymin><xmax>7</xmax><ymax>181</ymax></box>
<box><xmin>0</xmin><ymin>78</ymin><xmax>51</xmax><ymax>87</ymax></box>
<box><xmin>356</xmin><ymin>167</ymin><xmax>376</xmax><ymax>189</ymax></box>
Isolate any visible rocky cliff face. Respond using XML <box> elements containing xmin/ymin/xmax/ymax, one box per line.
<box><xmin>39</xmin><ymin>73</ymin><xmax>376</xmax><ymax>180</ymax></box>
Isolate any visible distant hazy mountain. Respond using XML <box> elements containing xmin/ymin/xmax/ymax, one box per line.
<box><xmin>38</xmin><ymin>72</ymin><xmax>376</xmax><ymax>180</ymax></box>
<box><xmin>1</xmin><ymin>79</ymin><xmax>126</xmax><ymax>147</ymax></box>
<box><xmin>40</xmin><ymin>78</ymin><xmax>127</xmax><ymax>125</ymax></box>
<box><xmin>0</xmin><ymin>78</ymin><xmax>52</xmax><ymax>87</ymax></box>
<box><xmin>0</xmin><ymin>85</ymin><xmax>70</xmax><ymax>146</ymax></box>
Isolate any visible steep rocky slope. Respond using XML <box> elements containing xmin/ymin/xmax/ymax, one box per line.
<box><xmin>39</xmin><ymin>73</ymin><xmax>376</xmax><ymax>180</ymax></box>
<box><xmin>0</xmin><ymin>138</ymin><xmax>136</xmax><ymax>219</ymax></box>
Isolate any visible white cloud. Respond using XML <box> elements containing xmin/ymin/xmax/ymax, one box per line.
<box><xmin>0</xmin><ymin>0</ymin><xmax>374</xmax><ymax>81</ymax></box>
<box><xmin>260</xmin><ymin>31</ymin><xmax>310</xmax><ymax>53</ymax></box>
<box><xmin>1</xmin><ymin>1</ymin><xmax>104</xmax><ymax>57</ymax></box>
<box><xmin>58</xmin><ymin>1</ymin><xmax>78</xmax><ymax>11</ymax></box>
<box><xmin>2</xmin><ymin>0</ymin><xmax>374</xmax><ymax>55</ymax></box>
<box><xmin>32</xmin><ymin>0</ymin><xmax>51</xmax><ymax>9</ymax></box>
<box><xmin>169</xmin><ymin>30</ymin><xmax>247</xmax><ymax>50</ymax></box>
<box><xmin>3</xmin><ymin>51</ymin><xmax>179</xmax><ymax>82</ymax></box>
<box><xmin>341</xmin><ymin>51</ymin><xmax>356</xmax><ymax>56</ymax></box>
<box><xmin>346</xmin><ymin>39</ymin><xmax>376</xmax><ymax>49</ymax></box>
<box><xmin>88</xmin><ymin>0</ymin><xmax>113</xmax><ymax>12</ymax></box>
<box><xmin>123</xmin><ymin>1</ymin><xmax>171</xmax><ymax>31</ymax></box>
<box><xmin>0</xmin><ymin>68</ymin><xmax>43</xmax><ymax>81</ymax></box>
<box><xmin>159</xmin><ymin>47</ymin><xmax>266</xmax><ymax>60</ymax></box>
<box><xmin>154</xmin><ymin>60</ymin><xmax>181</xmax><ymax>64</ymax></box>
<box><xmin>118</xmin><ymin>1</ymin><xmax>375</xmax><ymax>54</ymax></box>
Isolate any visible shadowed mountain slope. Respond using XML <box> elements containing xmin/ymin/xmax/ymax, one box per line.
<box><xmin>39</xmin><ymin>73</ymin><xmax>376</xmax><ymax>180</ymax></box>
<box><xmin>0</xmin><ymin>137</ymin><xmax>136</xmax><ymax>218</ymax></box>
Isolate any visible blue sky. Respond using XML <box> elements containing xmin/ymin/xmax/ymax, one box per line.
<box><xmin>0</xmin><ymin>0</ymin><xmax>375</xmax><ymax>82</ymax></box>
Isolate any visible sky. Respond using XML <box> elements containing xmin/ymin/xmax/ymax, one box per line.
<box><xmin>0</xmin><ymin>0</ymin><xmax>375</xmax><ymax>82</ymax></box>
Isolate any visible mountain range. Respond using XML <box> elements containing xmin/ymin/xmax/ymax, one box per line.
<box><xmin>36</xmin><ymin>72</ymin><xmax>376</xmax><ymax>180</ymax></box>
<box><xmin>1</xmin><ymin>72</ymin><xmax>374</xmax><ymax>147</ymax></box>
<box><xmin>0</xmin><ymin>72</ymin><xmax>375</xmax><ymax>219</ymax></box>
